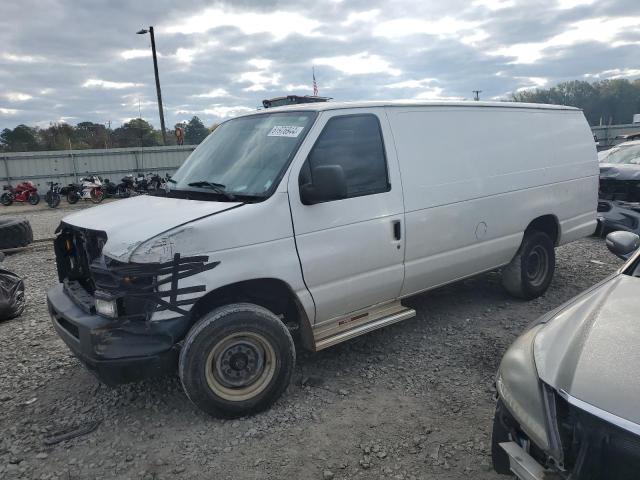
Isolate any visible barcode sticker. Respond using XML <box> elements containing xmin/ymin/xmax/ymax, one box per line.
<box><xmin>268</xmin><ymin>125</ymin><xmax>304</xmax><ymax>138</ymax></box>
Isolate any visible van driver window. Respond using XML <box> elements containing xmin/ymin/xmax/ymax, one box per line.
<box><xmin>300</xmin><ymin>114</ymin><xmax>390</xmax><ymax>199</ymax></box>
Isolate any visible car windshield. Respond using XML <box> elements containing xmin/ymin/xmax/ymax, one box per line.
<box><xmin>169</xmin><ymin>111</ymin><xmax>316</xmax><ymax>199</ymax></box>
<box><xmin>600</xmin><ymin>144</ymin><xmax>640</xmax><ymax>165</ymax></box>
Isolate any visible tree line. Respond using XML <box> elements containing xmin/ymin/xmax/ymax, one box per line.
<box><xmin>3</xmin><ymin>78</ymin><xmax>639</xmax><ymax>152</ymax></box>
<box><xmin>511</xmin><ymin>78</ymin><xmax>640</xmax><ymax>126</ymax></box>
<box><xmin>0</xmin><ymin>116</ymin><xmax>216</xmax><ymax>153</ymax></box>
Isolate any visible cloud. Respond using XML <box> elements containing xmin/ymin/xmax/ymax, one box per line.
<box><xmin>584</xmin><ymin>68</ymin><xmax>640</xmax><ymax>79</ymax></box>
<box><xmin>385</xmin><ymin>78</ymin><xmax>438</xmax><ymax>89</ymax></box>
<box><xmin>1</xmin><ymin>0</ymin><xmax>640</xmax><ymax>130</ymax></box>
<box><xmin>374</xmin><ymin>17</ymin><xmax>479</xmax><ymax>39</ymax></box>
<box><xmin>342</xmin><ymin>9</ymin><xmax>380</xmax><ymax>26</ymax></box>
<box><xmin>314</xmin><ymin>52</ymin><xmax>401</xmax><ymax>76</ymax></box>
<box><xmin>0</xmin><ymin>107</ymin><xmax>19</xmax><ymax>115</ymax></box>
<box><xmin>192</xmin><ymin>88</ymin><xmax>230</xmax><ymax>98</ymax></box>
<box><xmin>162</xmin><ymin>7</ymin><xmax>321</xmax><ymax>41</ymax></box>
<box><xmin>120</xmin><ymin>49</ymin><xmax>152</xmax><ymax>60</ymax></box>
<box><xmin>82</xmin><ymin>79</ymin><xmax>144</xmax><ymax>89</ymax></box>
<box><xmin>5</xmin><ymin>92</ymin><xmax>33</xmax><ymax>102</ymax></box>
<box><xmin>489</xmin><ymin>16</ymin><xmax>640</xmax><ymax>64</ymax></box>
<box><xmin>1</xmin><ymin>53</ymin><xmax>45</xmax><ymax>63</ymax></box>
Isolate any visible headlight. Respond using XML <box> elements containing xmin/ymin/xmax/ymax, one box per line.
<box><xmin>95</xmin><ymin>294</ymin><xmax>118</xmax><ymax>318</ymax></box>
<box><xmin>496</xmin><ymin>325</ymin><xmax>550</xmax><ymax>451</ymax></box>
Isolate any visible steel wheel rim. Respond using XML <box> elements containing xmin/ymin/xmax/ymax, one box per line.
<box><xmin>205</xmin><ymin>331</ymin><xmax>276</xmax><ymax>402</ymax></box>
<box><xmin>525</xmin><ymin>245</ymin><xmax>549</xmax><ymax>287</ymax></box>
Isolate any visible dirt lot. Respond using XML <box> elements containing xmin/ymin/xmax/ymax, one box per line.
<box><xmin>0</xmin><ymin>202</ymin><xmax>622</xmax><ymax>480</ymax></box>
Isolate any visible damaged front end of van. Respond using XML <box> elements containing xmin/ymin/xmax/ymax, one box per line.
<box><xmin>46</xmin><ymin>199</ymin><xmax>225</xmax><ymax>384</ymax></box>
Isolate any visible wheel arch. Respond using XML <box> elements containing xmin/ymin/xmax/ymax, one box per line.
<box><xmin>525</xmin><ymin>214</ymin><xmax>560</xmax><ymax>246</ymax></box>
<box><xmin>189</xmin><ymin>277</ymin><xmax>315</xmax><ymax>351</ymax></box>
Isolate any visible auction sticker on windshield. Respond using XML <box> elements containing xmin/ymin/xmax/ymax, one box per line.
<box><xmin>268</xmin><ymin>126</ymin><xmax>304</xmax><ymax>138</ymax></box>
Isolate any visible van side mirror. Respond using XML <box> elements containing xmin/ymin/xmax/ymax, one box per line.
<box><xmin>300</xmin><ymin>165</ymin><xmax>347</xmax><ymax>205</ymax></box>
<box><xmin>606</xmin><ymin>231</ymin><xmax>640</xmax><ymax>260</ymax></box>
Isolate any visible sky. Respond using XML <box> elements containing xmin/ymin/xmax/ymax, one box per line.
<box><xmin>1</xmin><ymin>0</ymin><xmax>639</xmax><ymax>131</ymax></box>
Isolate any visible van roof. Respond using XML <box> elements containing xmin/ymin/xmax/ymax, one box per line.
<box><xmin>250</xmin><ymin>100</ymin><xmax>580</xmax><ymax>114</ymax></box>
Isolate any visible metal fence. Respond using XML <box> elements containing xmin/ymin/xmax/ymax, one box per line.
<box><xmin>592</xmin><ymin>123</ymin><xmax>640</xmax><ymax>150</ymax></box>
<box><xmin>0</xmin><ymin>145</ymin><xmax>196</xmax><ymax>190</ymax></box>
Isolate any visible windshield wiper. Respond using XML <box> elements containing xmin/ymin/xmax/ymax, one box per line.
<box><xmin>167</xmin><ymin>178</ymin><xmax>176</xmax><ymax>183</ymax></box>
<box><xmin>187</xmin><ymin>181</ymin><xmax>236</xmax><ymax>201</ymax></box>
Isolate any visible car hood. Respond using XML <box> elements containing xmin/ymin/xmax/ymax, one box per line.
<box><xmin>534</xmin><ymin>274</ymin><xmax>640</xmax><ymax>425</ymax></box>
<box><xmin>600</xmin><ymin>163</ymin><xmax>640</xmax><ymax>181</ymax></box>
<box><xmin>62</xmin><ymin>195</ymin><xmax>241</xmax><ymax>261</ymax></box>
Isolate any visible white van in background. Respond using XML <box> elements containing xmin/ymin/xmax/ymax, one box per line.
<box><xmin>47</xmin><ymin>101</ymin><xmax>598</xmax><ymax>417</ymax></box>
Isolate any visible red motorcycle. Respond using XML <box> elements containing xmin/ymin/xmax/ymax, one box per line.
<box><xmin>1</xmin><ymin>181</ymin><xmax>40</xmax><ymax>206</ymax></box>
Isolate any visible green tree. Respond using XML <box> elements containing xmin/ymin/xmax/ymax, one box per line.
<box><xmin>111</xmin><ymin>118</ymin><xmax>162</xmax><ymax>148</ymax></box>
<box><xmin>75</xmin><ymin>121</ymin><xmax>110</xmax><ymax>149</ymax></box>
<box><xmin>38</xmin><ymin>122</ymin><xmax>77</xmax><ymax>150</ymax></box>
<box><xmin>512</xmin><ymin>78</ymin><xmax>640</xmax><ymax>126</ymax></box>
<box><xmin>184</xmin><ymin>116</ymin><xmax>209</xmax><ymax>144</ymax></box>
<box><xmin>0</xmin><ymin>124</ymin><xmax>40</xmax><ymax>152</ymax></box>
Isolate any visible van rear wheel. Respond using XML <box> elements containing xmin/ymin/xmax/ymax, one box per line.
<box><xmin>502</xmin><ymin>230</ymin><xmax>555</xmax><ymax>300</ymax></box>
<box><xmin>179</xmin><ymin>303</ymin><xmax>295</xmax><ymax>418</ymax></box>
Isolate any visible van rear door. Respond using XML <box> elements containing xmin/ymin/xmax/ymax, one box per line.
<box><xmin>287</xmin><ymin>109</ymin><xmax>405</xmax><ymax>323</ymax></box>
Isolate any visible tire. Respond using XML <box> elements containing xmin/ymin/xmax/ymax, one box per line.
<box><xmin>491</xmin><ymin>399</ymin><xmax>515</xmax><ymax>475</ymax></box>
<box><xmin>28</xmin><ymin>192</ymin><xmax>40</xmax><ymax>205</ymax></box>
<box><xmin>90</xmin><ymin>188</ymin><xmax>104</xmax><ymax>204</ymax></box>
<box><xmin>179</xmin><ymin>303</ymin><xmax>296</xmax><ymax>418</ymax></box>
<box><xmin>47</xmin><ymin>193</ymin><xmax>61</xmax><ymax>208</ymax></box>
<box><xmin>502</xmin><ymin>230</ymin><xmax>555</xmax><ymax>300</ymax></box>
<box><xmin>66</xmin><ymin>191</ymin><xmax>79</xmax><ymax>204</ymax></box>
<box><xmin>0</xmin><ymin>217</ymin><xmax>33</xmax><ymax>250</ymax></box>
<box><xmin>1</xmin><ymin>193</ymin><xmax>13</xmax><ymax>206</ymax></box>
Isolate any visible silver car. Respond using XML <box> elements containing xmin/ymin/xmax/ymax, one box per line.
<box><xmin>492</xmin><ymin>231</ymin><xmax>640</xmax><ymax>480</ymax></box>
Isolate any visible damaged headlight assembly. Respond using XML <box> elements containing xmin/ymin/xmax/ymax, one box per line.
<box><xmin>89</xmin><ymin>253</ymin><xmax>220</xmax><ymax>320</ymax></box>
<box><xmin>496</xmin><ymin>325</ymin><xmax>551</xmax><ymax>452</ymax></box>
<box><xmin>94</xmin><ymin>293</ymin><xmax>118</xmax><ymax>318</ymax></box>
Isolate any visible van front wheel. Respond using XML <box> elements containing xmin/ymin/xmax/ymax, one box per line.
<box><xmin>179</xmin><ymin>303</ymin><xmax>295</xmax><ymax>418</ymax></box>
<box><xmin>502</xmin><ymin>230</ymin><xmax>555</xmax><ymax>300</ymax></box>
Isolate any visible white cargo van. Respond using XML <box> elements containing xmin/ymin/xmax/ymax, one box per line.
<box><xmin>47</xmin><ymin>101</ymin><xmax>598</xmax><ymax>416</ymax></box>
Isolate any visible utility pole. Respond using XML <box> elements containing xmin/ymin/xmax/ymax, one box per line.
<box><xmin>137</xmin><ymin>26</ymin><xmax>167</xmax><ymax>145</ymax></box>
<box><xmin>472</xmin><ymin>90</ymin><xmax>482</xmax><ymax>101</ymax></box>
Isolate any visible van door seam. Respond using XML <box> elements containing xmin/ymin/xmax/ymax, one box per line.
<box><xmin>286</xmin><ymin>191</ymin><xmax>317</xmax><ymax>323</ymax></box>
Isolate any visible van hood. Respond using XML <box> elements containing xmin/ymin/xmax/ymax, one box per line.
<box><xmin>62</xmin><ymin>195</ymin><xmax>241</xmax><ymax>261</ymax></box>
<box><xmin>534</xmin><ymin>274</ymin><xmax>640</xmax><ymax>426</ymax></box>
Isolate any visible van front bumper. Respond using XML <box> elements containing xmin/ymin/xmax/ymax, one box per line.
<box><xmin>47</xmin><ymin>284</ymin><xmax>189</xmax><ymax>385</ymax></box>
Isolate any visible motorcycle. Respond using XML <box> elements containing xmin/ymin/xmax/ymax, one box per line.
<box><xmin>45</xmin><ymin>181</ymin><xmax>62</xmax><ymax>208</ymax></box>
<box><xmin>80</xmin><ymin>175</ymin><xmax>105</xmax><ymax>204</ymax></box>
<box><xmin>60</xmin><ymin>183</ymin><xmax>81</xmax><ymax>204</ymax></box>
<box><xmin>103</xmin><ymin>178</ymin><xmax>132</xmax><ymax>198</ymax></box>
<box><xmin>1</xmin><ymin>181</ymin><xmax>40</xmax><ymax>206</ymax></box>
<box><xmin>146</xmin><ymin>172</ymin><xmax>168</xmax><ymax>192</ymax></box>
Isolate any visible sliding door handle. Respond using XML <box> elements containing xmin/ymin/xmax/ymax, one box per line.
<box><xmin>393</xmin><ymin>220</ymin><xmax>401</xmax><ymax>240</ymax></box>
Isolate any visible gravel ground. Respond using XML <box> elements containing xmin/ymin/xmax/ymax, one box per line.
<box><xmin>0</xmin><ymin>206</ymin><xmax>623</xmax><ymax>480</ymax></box>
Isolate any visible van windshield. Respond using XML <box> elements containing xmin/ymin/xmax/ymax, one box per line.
<box><xmin>169</xmin><ymin>112</ymin><xmax>316</xmax><ymax>200</ymax></box>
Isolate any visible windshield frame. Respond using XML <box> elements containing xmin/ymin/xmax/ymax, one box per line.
<box><xmin>169</xmin><ymin>110</ymin><xmax>318</xmax><ymax>202</ymax></box>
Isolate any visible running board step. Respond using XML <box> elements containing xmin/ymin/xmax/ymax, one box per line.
<box><xmin>313</xmin><ymin>302</ymin><xmax>416</xmax><ymax>351</ymax></box>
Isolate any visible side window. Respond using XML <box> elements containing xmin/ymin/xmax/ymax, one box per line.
<box><xmin>300</xmin><ymin>114</ymin><xmax>390</xmax><ymax>199</ymax></box>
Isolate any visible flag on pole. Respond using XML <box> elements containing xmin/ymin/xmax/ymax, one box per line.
<box><xmin>313</xmin><ymin>67</ymin><xmax>318</xmax><ymax>96</ymax></box>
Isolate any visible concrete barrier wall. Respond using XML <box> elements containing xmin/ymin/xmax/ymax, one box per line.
<box><xmin>0</xmin><ymin>145</ymin><xmax>196</xmax><ymax>190</ymax></box>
